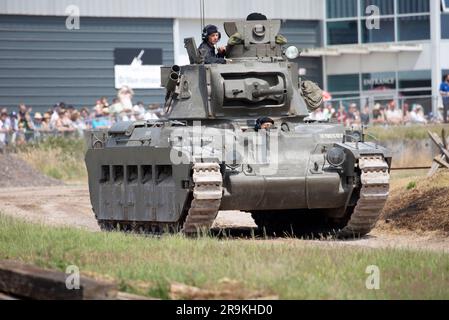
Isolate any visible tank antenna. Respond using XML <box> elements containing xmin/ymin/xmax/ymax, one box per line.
<box><xmin>200</xmin><ymin>0</ymin><xmax>205</xmax><ymax>33</ymax></box>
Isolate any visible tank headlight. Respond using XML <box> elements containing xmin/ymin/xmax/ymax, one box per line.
<box><xmin>327</xmin><ymin>147</ymin><xmax>346</xmax><ymax>167</ymax></box>
<box><xmin>350</xmin><ymin>131</ymin><xmax>362</xmax><ymax>142</ymax></box>
<box><xmin>285</xmin><ymin>46</ymin><xmax>300</xmax><ymax>60</ymax></box>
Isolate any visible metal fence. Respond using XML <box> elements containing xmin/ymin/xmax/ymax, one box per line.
<box><xmin>324</xmin><ymin>95</ymin><xmax>446</xmax><ymax>124</ymax></box>
<box><xmin>326</xmin><ymin>95</ymin><xmax>442</xmax><ymax>115</ymax></box>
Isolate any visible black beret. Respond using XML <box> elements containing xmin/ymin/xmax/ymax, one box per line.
<box><xmin>247</xmin><ymin>13</ymin><xmax>268</xmax><ymax>21</ymax></box>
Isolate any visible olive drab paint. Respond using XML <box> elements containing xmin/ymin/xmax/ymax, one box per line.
<box><xmin>85</xmin><ymin>18</ymin><xmax>392</xmax><ymax>236</ymax></box>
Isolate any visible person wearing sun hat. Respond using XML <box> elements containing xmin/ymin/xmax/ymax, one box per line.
<box><xmin>40</xmin><ymin>112</ymin><xmax>51</xmax><ymax>132</ymax></box>
<box><xmin>33</xmin><ymin>112</ymin><xmax>43</xmax><ymax>128</ymax></box>
<box><xmin>32</xmin><ymin>112</ymin><xmax>44</xmax><ymax>139</ymax></box>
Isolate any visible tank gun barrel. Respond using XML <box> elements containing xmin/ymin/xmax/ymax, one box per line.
<box><xmin>252</xmin><ymin>88</ymin><xmax>287</xmax><ymax>99</ymax></box>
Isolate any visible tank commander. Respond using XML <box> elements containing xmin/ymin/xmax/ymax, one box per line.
<box><xmin>227</xmin><ymin>12</ymin><xmax>288</xmax><ymax>46</ymax></box>
<box><xmin>198</xmin><ymin>24</ymin><xmax>227</xmax><ymax>64</ymax></box>
<box><xmin>255</xmin><ymin>117</ymin><xmax>274</xmax><ymax>131</ymax></box>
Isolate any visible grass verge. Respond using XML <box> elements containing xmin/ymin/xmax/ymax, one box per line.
<box><xmin>0</xmin><ymin>214</ymin><xmax>447</xmax><ymax>299</ymax></box>
<box><xmin>367</xmin><ymin>124</ymin><xmax>449</xmax><ymax>141</ymax></box>
<box><xmin>16</xmin><ymin>136</ymin><xmax>87</xmax><ymax>182</ymax></box>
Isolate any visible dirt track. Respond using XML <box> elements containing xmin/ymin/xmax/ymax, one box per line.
<box><xmin>0</xmin><ymin>185</ymin><xmax>256</xmax><ymax>232</ymax></box>
<box><xmin>0</xmin><ymin>185</ymin><xmax>448</xmax><ymax>253</ymax></box>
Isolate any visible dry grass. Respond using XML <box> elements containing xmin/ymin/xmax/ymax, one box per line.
<box><xmin>389</xmin><ymin>169</ymin><xmax>428</xmax><ymax>189</ymax></box>
<box><xmin>16</xmin><ymin>137</ymin><xmax>87</xmax><ymax>182</ymax></box>
<box><xmin>381</xmin><ymin>171</ymin><xmax>449</xmax><ymax>235</ymax></box>
<box><xmin>367</xmin><ymin>124</ymin><xmax>449</xmax><ymax>141</ymax></box>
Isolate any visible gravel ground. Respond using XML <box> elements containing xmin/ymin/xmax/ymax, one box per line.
<box><xmin>0</xmin><ymin>154</ymin><xmax>63</xmax><ymax>188</ymax></box>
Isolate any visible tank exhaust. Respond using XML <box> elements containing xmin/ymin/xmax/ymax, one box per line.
<box><xmin>166</xmin><ymin>72</ymin><xmax>180</xmax><ymax>93</ymax></box>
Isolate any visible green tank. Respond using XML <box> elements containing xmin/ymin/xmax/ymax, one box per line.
<box><xmin>85</xmin><ymin>19</ymin><xmax>391</xmax><ymax>237</ymax></box>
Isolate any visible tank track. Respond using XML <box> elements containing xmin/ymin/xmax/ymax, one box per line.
<box><xmin>97</xmin><ymin>220</ymin><xmax>181</xmax><ymax>235</ymax></box>
<box><xmin>182</xmin><ymin>163</ymin><xmax>223</xmax><ymax>235</ymax></box>
<box><xmin>337</xmin><ymin>155</ymin><xmax>390</xmax><ymax>238</ymax></box>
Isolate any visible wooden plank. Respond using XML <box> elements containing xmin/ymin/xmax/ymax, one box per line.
<box><xmin>0</xmin><ymin>292</ymin><xmax>19</xmax><ymax>300</ymax></box>
<box><xmin>0</xmin><ymin>260</ymin><xmax>117</xmax><ymax>300</ymax></box>
<box><xmin>434</xmin><ymin>156</ymin><xmax>449</xmax><ymax>169</ymax></box>
<box><xmin>116</xmin><ymin>291</ymin><xmax>157</xmax><ymax>300</ymax></box>
<box><xmin>428</xmin><ymin>131</ymin><xmax>449</xmax><ymax>160</ymax></box>
<box><xmin>428</xmin><ymin>154</ymin><xmax>445</xmax><ymax>177</ymax></box>
<box><xmin>390</xmin><ymin>166</ymin><xmax>431</xmax><ymax>171</ymax></box>
<box><xmin>442</xmin><ymin>129</ymin><xmax>448</xmax><ymax>150</ymax></box>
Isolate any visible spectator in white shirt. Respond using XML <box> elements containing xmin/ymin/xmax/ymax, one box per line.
<box><xmin>409</xmin><ymin>104</ymin><xmax>427</xmax><ymax>125</ymax></box>
<box><xmin>385</xmin><ymin>100</ymin><xmax>403</xmax><ymax>125</ymax></box>
<box><xmin>0</xmin><ymin>111</ymin><xmax>11</xmax><ymax>146</ymax></box>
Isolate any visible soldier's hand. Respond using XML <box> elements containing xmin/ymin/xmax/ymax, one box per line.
<box><xmin>218</xmin><ymin>46</ymin><xmax>226</xmax><ymax>54</ymax></box>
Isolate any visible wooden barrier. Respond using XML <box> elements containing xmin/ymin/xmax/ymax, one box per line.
<box><xmin>427</xmin><ymin>129</ymin><xmax>449</xmax><ymax>177</ymax></box>
<box><xmin>0</xmin><ymin>260</ymin><xmax>151</xmax><ymax>300</ymax></box>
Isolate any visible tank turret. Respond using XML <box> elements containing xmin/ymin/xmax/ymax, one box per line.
<box><xmin>163</xmin><ymin>19</ymin><xmax>314</xmax><ymax>120</ymax></box>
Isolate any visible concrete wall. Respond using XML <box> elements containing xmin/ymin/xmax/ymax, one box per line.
<box><xmin>325</xmin><ymin>43</ymin><xmax>433</xmax><ymax>75</ymax></box>
<box><xmin>441</xmin><ymin>41</ymin><xmax>449</xmax><ymax>70</ymax></box>
<box><xmin>325</xmin><ymin>41</ymin><xmax>449</xmax><ymax>76</ymax></box>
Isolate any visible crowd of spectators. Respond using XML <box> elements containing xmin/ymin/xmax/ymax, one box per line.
<box><xmin>0</xmin><ymin>86</ymin><xmax>164</xmax><ymax>149</ymax></box>
<box><xmin>1</xmin><ymin>87</ymin><xmax>447</xmax><ymax>150</ymax></box>
<box><xmin>309</xmin><ymin>99</ymin><xmax>443</xmax><ymax>127</ymax></box>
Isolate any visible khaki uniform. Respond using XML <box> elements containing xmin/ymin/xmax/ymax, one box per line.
<box><xmin>301</xmin><ymin>80</ymin><xmax>323</xmax><ymax>112</ymax></box>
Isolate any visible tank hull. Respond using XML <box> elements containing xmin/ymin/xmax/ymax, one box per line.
<box><xmin>85</xmin><ymin>121</ymin><xmax>391</xmax><ymax>236</ymax></box>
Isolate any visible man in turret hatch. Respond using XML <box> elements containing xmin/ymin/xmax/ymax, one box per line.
<box><xmin>198</xmin><ymin>24</ymin><xmax>227</xmax><ymax>64</ymax></box>
<box><xmin>255</xmin><ymin>117</ymin><xmax>274</xmax><ymax>131</ymax></box>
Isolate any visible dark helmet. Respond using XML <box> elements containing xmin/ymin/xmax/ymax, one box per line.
<box><xmin>202</xmin><ymin>24</ymin><xmax>221</xmax><ymax>41</ymax></box>
<box><xmin>255</xmin><ymin>117</ymin><xmax>274</xmax><ymax>130</ymax></box>
<box><xmin>246</xmin><ymin>12</ymin><xmax>268</xmax><ymax>21</ymax></box>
